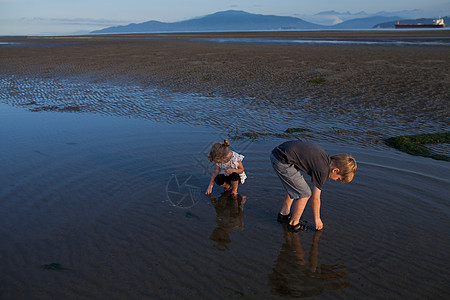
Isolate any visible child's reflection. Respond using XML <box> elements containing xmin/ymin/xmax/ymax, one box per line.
<box><xmin>207</xmin><ymin>193</ymin><xmax>246</xmax><ymax>251</ymax></box>
<box><xmin>269</xmin><ymin>227</ymin><xmax>350</xmax><ymax>298</ymax></box>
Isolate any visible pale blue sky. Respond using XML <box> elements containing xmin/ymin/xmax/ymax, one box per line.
<box><xmin>1</xmin><ymin>0</ymin><xmax>448</xmax><ymax>35</ymax></box>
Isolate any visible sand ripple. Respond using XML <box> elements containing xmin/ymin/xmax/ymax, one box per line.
<box><xmin>1</xmin><ymin>74</ymin><xmax>448</xmax><ymax>151</ymax></box>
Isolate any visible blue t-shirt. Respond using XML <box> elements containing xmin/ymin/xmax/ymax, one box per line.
<box><xmin>272</xmin><ymin>141</ymin><xmax>331</xmax><ymax>189</ymax></box>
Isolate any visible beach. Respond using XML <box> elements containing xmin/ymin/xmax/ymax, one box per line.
<box><xmin>1</xmin><ymin>31</ymin><xmax>449</xmax><ymax>299</ymax></box>
<box><xmin>1</xmin><ymin>31</ymin><xmax>449</xmax><ymax>145</ymax></box>
<box><xmin>1</xmin><ymin>32</ymin><xmax>449</xmax><ymax>109</ymax></box>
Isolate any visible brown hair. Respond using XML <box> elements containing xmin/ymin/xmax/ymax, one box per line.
<box><xmin>208</xmin><ymin>139</ymin><xmax>230</xmax><ymax>162</ymax></box>
<box><xmin>330</xmin><ymin>154</ymin><xmax>357</xmax><ymax>183</ymax></box>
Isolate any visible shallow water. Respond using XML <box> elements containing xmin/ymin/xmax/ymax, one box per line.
<box><xmin>0</xmin><ymin>76</ymin><xmax>449</xmax><ymax>299</ymax></box>
<box><xmin>1</xmin><ymin>74</ymin><xmax>447</xmax><ymax>149</ymax></box>
<box><xmin>194</xmin><ymin>36</ymin><xmax>450</xmax><ymax>47</ymax></box>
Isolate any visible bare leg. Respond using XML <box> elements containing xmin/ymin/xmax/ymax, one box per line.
<box><xmin>230</xmin><ymin>180</ymin><xmax>239</xmax><ymax>194</ymax></box>
<box><xmin>289</xmin><ymin>196</ymin><xmax>310</xmax><ymax>226</ymax></box>
<box><xmin>219</xmin><ymin>183</ymin><xmax>231</xmax><ymax>189</ymax></box>
<box><xmin>280</xmin><ymin>192</ymin><xmax>294</xmax><ymax>215</ymax></box>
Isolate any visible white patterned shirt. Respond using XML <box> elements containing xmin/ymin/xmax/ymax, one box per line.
<box><xmin>216</xmin><ymin>151</ymin><xmax>247</xmax><ymax>184</ymax></box>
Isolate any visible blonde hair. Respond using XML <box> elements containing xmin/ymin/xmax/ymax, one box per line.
<box><xmin>208</xmin><ymin>139</ymin><xmax>230</xmax><ymax>162</ymax></box>
<box><xmin>330</xmin><ymin>154</ymin><xmax>357</xmax><ymax>183</ymax></box>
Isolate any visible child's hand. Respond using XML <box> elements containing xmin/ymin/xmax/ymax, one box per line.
<box><xmin>315</xmin><ymin>218</ymin><xmax>323</xmax><ymax>230</ymax></box>
<box><xmin>226</xmin><ymin>168</ymin><xmax>234</xmax><ymax>174</ymax></box>
<box><xmin>205</xmin><ymin>185</ymin><xmax>213</xmax><ymax>195</ymax></box>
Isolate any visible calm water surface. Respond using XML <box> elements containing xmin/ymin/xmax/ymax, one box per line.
<box><xmin>0</xmin><ymin>76</ymin><xmax>449</xmax><ymax>299</ymax></box>
<box><xmin>191</xmin><ymin>34</ymin><xmax>450</xmax><ymax>47</ymax></box>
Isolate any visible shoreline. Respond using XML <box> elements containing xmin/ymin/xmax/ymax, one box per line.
<box><xmin>2</xmin><ymin>29</ymin><xmax>450</xmax><ymax>37</ymax></box>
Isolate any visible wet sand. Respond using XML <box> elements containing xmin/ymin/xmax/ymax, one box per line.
<box><xmin>1</xmin><ymin>31</ymin><xmax>449</xmax><ymax>127</ymax></box>
<box><xmin>1</xmin><ymin>31</ymin><xmax>449</xmax><ymax>148</ymax></box>
<box><xmin>1</xmin><ymin>32</ymin><xmax>450</xmax><ymax>299</ymax></box>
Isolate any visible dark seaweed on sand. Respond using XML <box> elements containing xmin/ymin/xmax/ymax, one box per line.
<box><xmin>29</xmin><ymin>105</ymin><xmax>83</xmax><ymax>112</ymax></box>
<box><xmin>40</xmin><ymin>263</ymin><xmax>69</xmax><ymax>271</ymax></box>
<box><xmin>308</xmin><ymin>77</ymin><xmax>327</xmax><ymax>84</ymax></box>
<box><xmin>384</xmin><ymin>132</ymin><xmax>450</xmax><ymax>161</ymax></box>
<box><xmin>230</xmin><ymin>130</ymin><xmax>311</xmax><ymax>140</ymax></box>
<box><xmin>229</xmin><ymin>128</ymin><xmax>313</xmax><ymax>140</ymax></box>
<box><xmin>285</xmin><ymin>127</ymin><xmax>311</xmax><ymax>133</ymax></box>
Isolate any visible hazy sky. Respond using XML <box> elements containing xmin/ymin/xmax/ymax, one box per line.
<box><xmin>1</xmin><ymin>0</ymin><xmax>448</xmax><ymax>35</ymax></box>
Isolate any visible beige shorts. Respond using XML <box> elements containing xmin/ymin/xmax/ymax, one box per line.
<box><xmin>270</xmin><ymin>153</ymin><xmax>312</xmax><ymax>199</ymax></box>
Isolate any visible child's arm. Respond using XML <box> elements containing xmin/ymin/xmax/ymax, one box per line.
<box><xmin>226</xmin><ymin>161</ymin><xmax>244</xmax><ymax>174</ymax></box>
<box><xmin>206</xmin><ymin>165</ymin><xmax>220</xmax><ymax>195</ymax></box>
<box><xmin>311</xmin><ymin>186</ymin><xmax>323</xmax><ymax>230</ymax></box>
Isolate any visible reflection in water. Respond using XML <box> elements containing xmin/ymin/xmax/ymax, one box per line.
<box><xmin>208</xmin><ymin>193</ymin><xmax>246</xmax><ymax>251</ymax></box>
<box><xmin>197</xmin><ymin>37</ymin><xmax>450</xmax><ymax>47</ymax></box>
<box><xmin>269</xmin><ymin>228</ymin><xmax>350</xmax><ymax>298</ymax></box>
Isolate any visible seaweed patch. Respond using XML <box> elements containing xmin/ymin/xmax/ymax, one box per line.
<box><xmin>308</xmin><ymin>77</ymin><xmax>327</xmax><ymax>84</ymax></box>
<box><xmin>229</xmin><ymin>128</ymin><xmax>313</xmax><ymax>140</ymax></box>
<box><xmin>285</xmin><ymin>127</ymin><xmax>311</xmax><ymax>134</ymax></box>
<box><xmin>40</xmin><ymin>263</ymin><xmax>69</xmax><ymax>271</ymax></box>
<box><xmin>384</xmin><ymin>132</ymin><xmax>450</xmax><ymax>161</ymax></box>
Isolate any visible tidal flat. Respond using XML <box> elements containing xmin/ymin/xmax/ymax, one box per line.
<box><xmin>0</xmin><ymin>31</ymin><xmax>449</xmax><ymax>299</ymax></box>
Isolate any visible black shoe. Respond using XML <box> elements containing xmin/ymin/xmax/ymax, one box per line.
<box><xmin>287</xmin><ymin>222</ymin><xmax>305</xmax><ymax>232</ymax></box>
<box><xmin>277</xmin><ymin>212</ymin><xmax>292</xmax><ymax>223</ymax></box>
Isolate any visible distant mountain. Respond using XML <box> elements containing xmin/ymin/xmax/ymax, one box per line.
<box><xmin>315</xmin><ymin>10</ymin><xmax>367</xmax><ymax>16</ymax></box>
<box><xmin>374</xmin><ymin>16</ymin><xmax>450</xmax><ymax>28</ymax></box>
<box><xmin>372</xmin><ymin>9</ymin><xmax>424</xmax><ymax>18</ymax></box>
<box><xmin>91</xmin><ymin>10</ymin><xmax>447</xmax><ymax>34</ymax></box>
<box><xmin>328</xmin><ymin>16</ymin><xmax>403</xmax><ymax>29</ymax></box>
<box><xmin>91</xmin><ymin>10</ymin><xmax>323</xmax><ymax>34</ymax></box>
<box><xmin>307</xmin><ymin>9</ymin><xmax>429</xmax><ymax>26</ymax></box>
<box><xmin>316</xmin><ymin>10</ymin><xmax>353</xmax><ymax>16</ymax></box>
